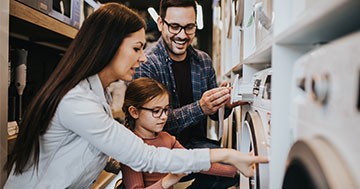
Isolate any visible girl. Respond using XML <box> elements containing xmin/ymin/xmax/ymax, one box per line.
<box><xmin>4</xmin><ymin>3</ymin><xmax>267</xmax><ymax>188</ymax></box>
<box><xmin>121</xmin><ymin>78</ymin><xmax>254</xmax><ymax>189</ymax></box>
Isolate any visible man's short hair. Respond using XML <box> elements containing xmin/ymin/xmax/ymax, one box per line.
<box><xmin>159</xmin><ymin>0</ymin><xmax>197</xmax><ymax>19</ymax></box>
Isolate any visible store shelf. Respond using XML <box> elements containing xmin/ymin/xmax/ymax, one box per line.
<box><xmin>231</xmin><ymin>63</ymin><xmax>243</xmax><ymax>75</ymax></box>
<box><xmin>276</xmin><ymin>0</ymin><xmax>360</xmax><ymax>45</ymax></box>
<box><xmin>222</xmin><ymin>63</ymin><xmax>243</xmax><ymax>78</ymax></box>
<box><xmin>10</xmin><ymin>0</ymin><xmax>77</xmax><ymax>48</ymax></box>
<box><xmin>243</xmin><ymin>36</ymin><xmax>272</xmax><ymax>64</ymax></box>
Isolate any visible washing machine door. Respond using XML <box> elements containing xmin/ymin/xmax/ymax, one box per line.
<box><xmin>283</xmin><ymin>138</ymin><xmax>356</xmax><ymax>189</ymax></box>
<box><xmin>239</xmin><ymin>111</ymin><xmax>269</xmax><ymax>189</ymax></box>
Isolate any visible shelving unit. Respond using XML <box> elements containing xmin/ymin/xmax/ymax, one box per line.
<box><xmin>10</xmin><ymin>0</ymin><xmax>77</xmax><ymax>48</ymax></box>
<box><xmin>0</xmin><ymin>0</ymin><xmax>78</xmax><ymax>187</ymax></box>
<box><xmin>0</xmin><ymin>0</ymin><xmax>10</xmax><ymax>186</ymax></box>
<box><xmin>216</xmin><ymin>0</ymin><xmax>360</xmax><ymax>188</ymax></box>
<box><xmin>10</xmin><ymin>1</ymin><xmax>77</xmax><ymax>38</ymax></box>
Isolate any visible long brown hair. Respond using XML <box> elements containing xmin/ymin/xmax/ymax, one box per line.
<box><xmin>122</xmin><ymin>78</ymin><xmax>170</xmax><ymax>130</ymax></box>
<box><xmin>5</xmin><ymin>3</ymin><xmax>146</xmax><ymax>174</ymax></box>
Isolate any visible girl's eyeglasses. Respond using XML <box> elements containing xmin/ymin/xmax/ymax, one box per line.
<box><xmin>139</xmin><ymin>107</ymin><xmax>170</xmax><ymax>118</ymax></box>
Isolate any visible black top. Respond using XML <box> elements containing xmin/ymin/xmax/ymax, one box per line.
<box><xmin>171</xmin><ymin>57</ymin><xmax>193</xmax><ymax>106</ymax></box>
<box><xmin>171</xmin><ymin>57</ymin><xmax>203</xmax><ymax>145</ymax></box>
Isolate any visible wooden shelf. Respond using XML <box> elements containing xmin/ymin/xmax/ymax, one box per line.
<box><xmin>10</xmin><ymin>0</ymin><xmax>78</xmax><ymax>38</ymax></box>
<box><xmin>9</xmin><ymin>0</ymin><xmax>78</xmax><ymax>49</ymax></box>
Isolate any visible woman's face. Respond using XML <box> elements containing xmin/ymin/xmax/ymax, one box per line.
<box><xmin>101</xmin><ymin>28</ymin><xmax>147</xmax><ymax>84</ymax></box>
<box><xmin>134</xmin><ymin>94</ymin><xmax>170</xmax><ymax>138</ymax></box>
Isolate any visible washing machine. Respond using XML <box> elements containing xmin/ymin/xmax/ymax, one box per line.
<box><xmin>283</xmin><ymin>31</ymin><xmax>360</xmax><ymax>189</ymax></box>
<box><xmin>238</xmin><ymin>68</ymin><xmax>272</xmax><ymax>189</ymax></box>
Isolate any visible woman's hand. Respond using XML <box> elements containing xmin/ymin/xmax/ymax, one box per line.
<box><xmin>210</xmin><ymin>149</ymin><xmax>268</xmax><ymax>177</ymax></box>
<box><xmin>228</xmin><ymin>150</ymin><xmax>268</xmax><ymax>177</ymax></box>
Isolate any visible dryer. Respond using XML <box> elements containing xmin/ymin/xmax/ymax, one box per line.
<box><xmin>238</xmin><ymin>68</ymin><xmax>272</xmax><ymax>189</ymax></box>
<box><xmin>283</xmin><ymin>31</ymin><xmax>360</xmax><ymax>189</ymax></box>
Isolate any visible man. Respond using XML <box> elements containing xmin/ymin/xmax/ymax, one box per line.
<box><xmin>134</xmin><ymin>0</ymin><xmax>244</xmax><ymax>188</ymax></box>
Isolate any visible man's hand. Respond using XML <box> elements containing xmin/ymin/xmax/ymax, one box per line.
<box><xmin>199</xmin><ymin>87</ymin><xmax>231</xmax><ymax>115</ymax></box>
<box><xmin>225</xmin><ymin>99</ymin><xmax>249</xmax><ymax>109</ymax></box>
<box><xmin>219</xmin><ymin>82</ymin><xmax>249</xmax><ymax>109</ymax></box>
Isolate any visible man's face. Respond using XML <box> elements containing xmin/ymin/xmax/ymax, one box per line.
<box><xmin>157</xmin><ymin>6</ymin><xmax>196</xmax><ymax>61</ymax></box>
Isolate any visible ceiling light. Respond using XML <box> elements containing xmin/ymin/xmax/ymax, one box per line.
<box><xmin>196</xmin><ymin>3</ymin><xmax>204</xmax><ymax>30</ymax></box>
<box><xmin>147</xmin><ymin>7</ymin><xmax>159</xmax><ymax>23</ymax></box>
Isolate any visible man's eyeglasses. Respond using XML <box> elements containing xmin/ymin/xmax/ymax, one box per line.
<box><xmin>163</xmin><ymin>19</ymin><xmax>197</xmax><ymax>35</ymax></box>
<box><xmin>139</xmin><ymin>107</ymin><xmax>170</xmax><ymax>118</ymax></box>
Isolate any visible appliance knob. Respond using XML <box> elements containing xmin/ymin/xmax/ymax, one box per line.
<box><xmin>311</xmin><ymin>73</ymin><xmax>330</xmax><ymax>105</ymax></box>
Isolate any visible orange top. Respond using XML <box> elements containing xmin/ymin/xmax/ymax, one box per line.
<box><xmin>121</xmin><ymin>131</ymin><xmax>237</xmax><ymax>189</ymax></box>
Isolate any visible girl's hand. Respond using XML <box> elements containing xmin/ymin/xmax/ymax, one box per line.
<box><xmin>161</xmin><ymin>173</ymin><xmax>187</xmax><ymax>189</ymax></box>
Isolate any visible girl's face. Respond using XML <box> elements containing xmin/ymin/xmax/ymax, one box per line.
<box><xmin>134</xmin><ymin>94</ymin><xmax>170</xmax><ymax>138</ymax></box>
<box><xmin>99</xmin><ymin>28</ymin><xmax>147</xmax><ymax>86</ymax></box>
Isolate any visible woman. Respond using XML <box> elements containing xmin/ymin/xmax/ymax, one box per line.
<box><xmin>4</xmin><ymin>3</ymin><xmax>267</xmax><ymax>188</ymax></box>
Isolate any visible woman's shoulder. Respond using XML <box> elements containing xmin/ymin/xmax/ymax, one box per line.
<box><xmin>62</xmin><ymin>76</ymin><xmax>102</xmax><ymax>103</ymax></box>
<box><xmin>63</xmin><ymin>79</ymin><xmax>91</xmax><ymax>99</ymax></box>
<box><xmin>57</xmin><ymin>78</ymin><xmax>103</xmax><ymax>120</ymax></box>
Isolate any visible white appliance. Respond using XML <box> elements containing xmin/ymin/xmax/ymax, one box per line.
<box><xmin>283</xmin><ymin>31</ymin><xmax>360</xmax><ymax>189</ymax></box>
<box><xmin>238</xmin><ymin>68</ymin><xmax>272</xmax><ymax>189</ymax></box>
